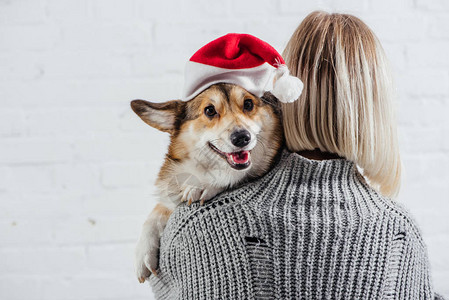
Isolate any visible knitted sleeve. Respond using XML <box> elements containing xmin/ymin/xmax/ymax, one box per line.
<box><xmin>384</xmin><ymin>204</ymin><xmax>437</xmax><ymax>299</ymax></box>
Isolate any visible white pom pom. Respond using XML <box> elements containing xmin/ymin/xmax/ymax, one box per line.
<box><xmin>272</xmin><ymin>74</ymin><xmax>303</xmax><ymax>103</ymax></box>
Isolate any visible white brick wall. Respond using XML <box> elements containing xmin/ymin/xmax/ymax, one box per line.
<box><xmin>0</xmin><ymin>0</ymin><xmax>448</xmax><ymax>299</ymax></box>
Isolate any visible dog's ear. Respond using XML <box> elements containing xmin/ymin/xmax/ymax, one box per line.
<box><xmin>130</xmin><ymin>99</ymin><xmax>185</xmax><ymax>133</ymax></box>
<box><xmin>261</xmin><ymin>92</ymin><xmax>281</xmax><ymax>115</ymax></box>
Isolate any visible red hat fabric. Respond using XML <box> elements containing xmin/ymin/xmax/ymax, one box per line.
<box><xmin>189</xmin><ymin>34</ymin><xmax>285</xmax><ymax>69</ymax></box>
<box><xmin>183</xmin><ymin>33</ymin><xmax>303</xmax><ymax>103</ymax></box>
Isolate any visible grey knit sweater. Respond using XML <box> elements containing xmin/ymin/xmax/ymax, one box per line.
<box><xmin>149</xmin><ymin>150</ymin><xmax>441</xmax><ymax>299</ymax></box>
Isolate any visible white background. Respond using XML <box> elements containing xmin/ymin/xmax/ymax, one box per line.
<box><xmin>0</xmin><ymin>0</ymin><xmax>448</xmax><ymax>299</ymax></box>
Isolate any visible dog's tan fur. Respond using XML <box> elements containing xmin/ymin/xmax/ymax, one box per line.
<box><xmin>131</xmin><ymin>83</ymin><xmax>282</xmax><ymax>282</ymax></box>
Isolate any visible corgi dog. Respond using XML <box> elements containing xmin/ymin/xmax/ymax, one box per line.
<box><xmin>131</xmin><ymin>83</ymin><xmax>283</xmax><ymax>283</ymax></box>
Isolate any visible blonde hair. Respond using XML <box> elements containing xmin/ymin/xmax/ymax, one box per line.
<box><xmin>282</xmin><ymin>11</ymin><xmax>401</xmax><ymax>197</ymax></box>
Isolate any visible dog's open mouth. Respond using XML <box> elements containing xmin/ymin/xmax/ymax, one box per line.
<box><xmin>208</xmin><ymin>142</ymin><xmax>251</xmax><ymax>170</ymax></box>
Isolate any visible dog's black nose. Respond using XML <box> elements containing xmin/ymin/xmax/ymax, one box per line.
<box><xmin>230</xmin><ymin>130</ymin><xmax>251</xmax><ymax>147</ymax></box>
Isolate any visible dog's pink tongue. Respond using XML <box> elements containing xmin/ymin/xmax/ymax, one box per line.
<box><xmin>230</xmin><ymin>151</ymin><xmax>250</xmax><ymax>164</ymax></box>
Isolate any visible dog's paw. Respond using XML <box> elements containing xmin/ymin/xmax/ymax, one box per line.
<box><xmin>180</xmin><ymin>184</ymin><xmax>203</xmax><ymax>205</ymax></box>
<box><xmin>180</xmin><ymin>184</ymin><xmax>223</xmax><ymax>206</ymax></box>
<box><xmin>135</xmin><ymin>234</ymin><xmax>159</xmax><ymax>282</ymax></box>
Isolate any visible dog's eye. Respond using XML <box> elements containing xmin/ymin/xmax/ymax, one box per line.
<box><xmin>243</xmin><ymin>99</ymin><xmax>254</xmax><ymax>112</ymax></box>
<box><xmin>204</xmin><ymin>105</ymin><xmax>217</xmax><ymax>117</ymax></box>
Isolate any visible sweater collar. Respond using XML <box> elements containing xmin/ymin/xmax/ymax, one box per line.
<box><xmin>265</xmin><ymin>149</ymin><xmax>358</xmax><ymax>186</ymax></box>
<box><xmin>277</xmin><ymin>148</ymin><xmax>354</xmax><ymax>168</ymax></box>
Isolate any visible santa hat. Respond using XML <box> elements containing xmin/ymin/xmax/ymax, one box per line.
<box><xmin>182</xmin><ymin>33</ymin><xmax>303</xmax><ymax>103</ymax></box>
